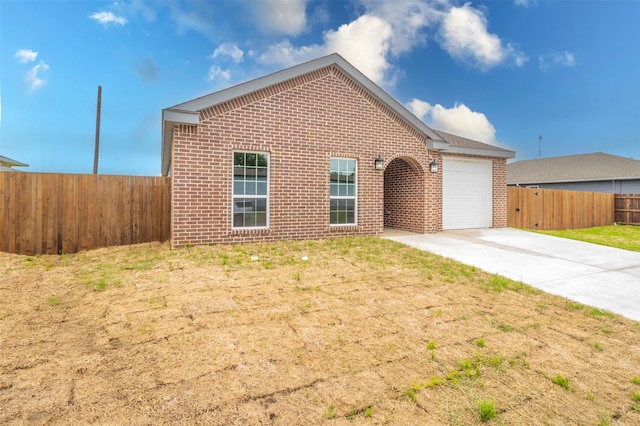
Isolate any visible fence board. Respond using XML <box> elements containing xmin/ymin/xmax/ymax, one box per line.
<box><xmin>0</xmin><ymin>172</ymin><xmax>170</xmax><ymax>255</ymax></box>
<box><xmin>615</xmin><ymin>194</ymin><xmax>640</xmax><ymax>225</ymax></box>
<box><xmin>507</xmin><ymin>187</ymin><xmax>615</xmax><ymax>230</ymax></box>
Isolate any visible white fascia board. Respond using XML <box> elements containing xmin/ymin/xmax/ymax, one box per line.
<box><xmin>163</xmin><ymin>109</ymin><xmax>200</xmax><ymax>125</ymax></box>
<box><xmin>441</xmin><ymin>145</ymin><xmax>516</xmax><ymax>159</ymax></box>
<box><xmin>427</xmin><ymin>139</ymin><xmax>450</xmax><ymax>151</ymax></box>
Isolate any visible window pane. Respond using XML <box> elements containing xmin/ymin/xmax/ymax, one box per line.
<box><xmin>256</xmin><ymin>212</ymin><xmax>267</xmax><ymax>227</ymax></box>
<box><xmin>330</xmin><ymin>158</ymin><xmax>339</xmax><ymax>172</ymax></box>
<box><xmin>330</xmin><ymin>183</ymin><xmax>338</xmax><ymax>196</ymax></box>
<box><xmin>256</xmin><ymin>154</ymin><xmax>268</xmax><ymax>167</ymax></box>
<box><xmin>246</xmin><ymin>153</ymin><xmax>257</xmax><ymax>167</ymax></box>
<box><xmin>346</xmin><ymin>211</ymin><xmax>355</xmax><ymax>223</ymax></box>
<box><xmin>257</xmin><ymin>182</ymin><xmax>267</xmax><ymax>195</ymax></box>
<box><xmin>233</xmin><ymin>213</ymin><xmax>244</xmax><ymax>227</ymax></box>
<box><xmin>347</xmin><ymin>184</ymin><xmax>355</xmax><ymax>196</ymax></box>
<box><xmin>346</xmin><ymin>199</ymin><xmax>355</xmax><ymax>210</ymax></box>
<box><xmin>245</xmin><ymin>182</ymin><xmax>255</xmax><ymax>195</ymax></box>
<box><xmin>330</xmin><ymin>211</ymin><xmax>339</xmax><ymax>225</ymax></box>
<box><xmin>245</xmin><ymin>168</ymin><xmax>256</xmax><ymax>179</ymax></box>
<box><xmin>233</xmin><ymin>181</ymin><xmax>244</xmax><ymax>195</ymax></box>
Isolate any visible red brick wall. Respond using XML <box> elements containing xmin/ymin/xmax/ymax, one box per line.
<box><xmin>171</xmin><ymin>66</ymin><xmax>434</xmax><ymax>246</ymax></box>
<box><xmin>383</xmin><ymin>157</ymin><xmax>425</xmax><ymax>233</ymax></box>
<box><xmin>492</xmin><ymin>157</ymin><xmax>508</xmax><ymax>227</ymax></box>
<box><xmin>170</xmin><ymin>65</ymin><xmax>509</xmax><ymax>246</ymax></box>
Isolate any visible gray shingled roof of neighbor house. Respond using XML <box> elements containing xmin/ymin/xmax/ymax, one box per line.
<box><xmin>161</xmin><ymin>53</ymin><xmax>515</xmax><ymax>176</ymax></box>
<box><xmin>507</xmin><ymin>152</ymin><xmax>640</xmax><ymax>184</ymax></box>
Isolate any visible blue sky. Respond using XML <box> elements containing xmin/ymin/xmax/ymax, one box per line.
<box><xmin>1</xmin><ymin>0</ymin><xmax>639</xmax><ymax>176</ymax></box>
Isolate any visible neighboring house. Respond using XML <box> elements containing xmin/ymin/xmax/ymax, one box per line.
<box><xmin>162</xmin><ymin>54</ymin><xmax>515</xmax><ymax>247</ymax></box>
<box><xmin>507</xmin><ymin>152</ymin><xmax>640</xmax><ymax>193</ymax></box>
<box><xmin>0</xmin><ymin>155</ymin><xmax>28</xmax><ymax>171</ymax></box>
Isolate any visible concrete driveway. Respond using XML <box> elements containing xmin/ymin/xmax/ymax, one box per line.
<box><xmin>385</xmin><ymin>228</ymin><xmax>640</xmax><ymax>322</ymax></box>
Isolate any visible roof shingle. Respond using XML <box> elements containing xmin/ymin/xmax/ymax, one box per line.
<box><xmin>507</xmin><ymin>152</ymin><xmax>640</xmax><ymax>184</ymax></box>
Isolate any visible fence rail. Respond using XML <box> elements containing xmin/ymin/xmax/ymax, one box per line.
<box><xmin>0</xmin><ymin>172</ymin><xmax>170</xmax><ymax>255</ymax></box>
<box><xmin>615</xmin><ymin>194</ymin><xmax>640</xmax><ymax>225</ymax></box>
<box><xmin>507</xmin><ymin>187</ymin><xmax>615</xmax><ymax>230</ymax></box>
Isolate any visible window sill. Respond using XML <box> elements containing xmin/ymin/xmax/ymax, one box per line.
<box><xmin>231</xmin><ymin>227</ymin><xmax>271</xmax><ymax>235</ymax></box>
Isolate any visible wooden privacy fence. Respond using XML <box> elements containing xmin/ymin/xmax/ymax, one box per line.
<box><xmin>0</xmin><ymin>172</ymin><xmax>170</xmax><ymax>255</ymax></box>
<box><xmin>615</xmin><ymin>194</ymin><xmax>640</xmax><ymax>225</ymax></box>
<box><xmin>507</xmin><ymin>187</ymin><xmax>615</xmax><ymax>230</ymax></box>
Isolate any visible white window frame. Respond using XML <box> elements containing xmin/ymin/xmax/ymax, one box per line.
<box><xmin>329</xmin><ymin>157</ymin><xmax>358</xmax><ymax>226</ymax></box>
<box><xmin>232</xmin><ymin>151</ymin><xmax>270</xmax><ymax>229</ymax></box>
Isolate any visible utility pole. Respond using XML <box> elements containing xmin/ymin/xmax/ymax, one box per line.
<box><xmin>538</xmin><ymin>135</ymin><xmax>543</xmax><ymax>157</ymax></box>
<box><xmin>93</xmin><ymin>85</ymin><xmax>102</xmax><ymax>174</ymax></box>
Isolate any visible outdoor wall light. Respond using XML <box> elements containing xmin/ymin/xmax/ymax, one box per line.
<box><xmin>429</xmin><ymin>160</ymin><xmax>438</xmax><ymax>173</ymax></box>
<box><xmin>374</xmin><ymin>155</ymin><xmax>384</xmax><ymax>171</ymax></box>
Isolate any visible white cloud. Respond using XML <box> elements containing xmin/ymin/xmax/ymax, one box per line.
<box><xmin>514</xmin><ymin>0</ymin><xmax>529</xmax><ymax>6</ymax></box>
<box><xmin>210</xmin><ymin>43</ymin><xmax>244</xmax><ymax>63</ymax></box>
<box><xmin>259</xmin><ymin>14</ymin><xmax>395</xmax><ymax>86</ymax></box>
<box><xmin>259</xmin><ymin>40</ymin><xmax>322</xmax><ymax>67</ymax></box>
<box><xmin>25</xmin><ymin>61</ymin><xmax>49</xmax><ymax>93</ymax></box>
<box><xmin>259</xmin><ymin>1</ymin><xmax>527</xmax><ymax>85</ymax></box>
<box><xmin>438</xmin><ymin>4</ymin><xmax>526</xmax><ymax>71</ymax></box>
<box><xmin>90</xmin><ymin>11</ymin><xmax>128</xmax><ymax>26</ymax></box>
<box><xmin>324</xmin><ymin>15</ymin><xmax>394</xmax><ymax>84</ymax></box>
<box><xmin>408</xmin><ymin>98</ymin><xmax>496</xmax><ymax>143</ymax></box>
<box><xmin>255</xmin><ymin>0</ymin><xmax>307</xmax><ymax>36</ymax></box>
<box><xmin>539</xmin><ymin>51</ymin><xmax>576</xmax><ymax>70</ymax></box>
<box><xmin>359</xmin><ymin>0</ymin><xmax>442</xmax><ymax>56</ymax></box>
<box><xmin>206</xmin><ymin>65</ymin><xmax>231</xmax><ymax>82</ymax></box>
<box><xmin>14</xmin><ymin>49</ymin><xmax>38</xmax><ymax>63</ymax></box>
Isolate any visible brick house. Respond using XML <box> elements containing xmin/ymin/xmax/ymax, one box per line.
<box><xmin>161</xmin><ymin>54</ymin><xmax>515</xmax><ymax>247</ymax></box>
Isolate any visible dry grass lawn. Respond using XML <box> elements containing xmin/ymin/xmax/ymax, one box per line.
<box><xmin>1</xmin><ymin>237</ymin><xmax>639</xmax><ymax>425</ymax></box>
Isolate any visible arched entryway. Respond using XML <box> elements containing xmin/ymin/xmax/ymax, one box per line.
<box><xmin>383</xmin><ymin>156</ymin><xmax>425</xmax><ymax>233</ymax></box>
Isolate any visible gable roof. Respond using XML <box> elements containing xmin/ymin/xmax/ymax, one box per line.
<box><xmin>162</xmin><ymin>54</ymin><xmax>514</xmax><ymax>176</ymax></box>
<box><xmin>507</xmin><ymin>152</ymin><xmax>640</xmax><ymax>184</ymax></box>
<box><xmin>0</xmin><ymin>155</ymin><xmax>28</xmax><ymax>171</ymax></box>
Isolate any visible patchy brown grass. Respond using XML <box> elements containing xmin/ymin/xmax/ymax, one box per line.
<box><xmin>1</xmin><ymin>237</ymin><xmax>639</xmax><ymax>425</ymax></box>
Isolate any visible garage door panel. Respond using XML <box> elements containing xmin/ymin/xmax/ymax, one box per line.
<box><xmin>443</xmin><ymin>158</ymin><xmax>492</xmax><ymax>230</ymax></box>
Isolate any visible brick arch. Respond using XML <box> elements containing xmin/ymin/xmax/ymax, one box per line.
<box><xmin>383</xmin><ymin>156</ymin><xmax>426</xmax><ymax>233</ymax></box>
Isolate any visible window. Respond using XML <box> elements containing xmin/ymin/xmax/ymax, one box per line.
<box><xmin>330</xmin><ymin>158</ymin><xmax>357</xmax><ymax>225</ymax></box>
<box><xmin>233</xmin><ymin>152</ymin><xmax>269</xmax><ymax>228</ymax></box>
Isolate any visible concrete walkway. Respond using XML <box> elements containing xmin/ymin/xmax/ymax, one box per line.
<box><xmin>384</xmin><ymin>228</ymin><xmax>640</xmax><ymax>322</ymax></box>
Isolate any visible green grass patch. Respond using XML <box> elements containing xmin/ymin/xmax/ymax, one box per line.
<box><xmin>46</xmin><ymin>295</ymin><xmax>62</xmax><ymax>306</ymax></box>
<box><xmin>552</xmin><ymin>374</ymin><xmax>571</xmax><ymax>390</ymax></box>
<box><xmin>477</xmin><ymin>399</ymin><xmax>499</xmax><ymax>421</ymax></box>
<box><xmin>535</xmin><ymin>225</ymin><xmax>640</xmax><ymax>252</ymax></box>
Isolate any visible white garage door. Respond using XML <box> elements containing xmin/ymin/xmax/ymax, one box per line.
<box><xmin>442</xmin><ymin>158</ymin><xmax>492</xmax><ymax>230</ymax></box>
